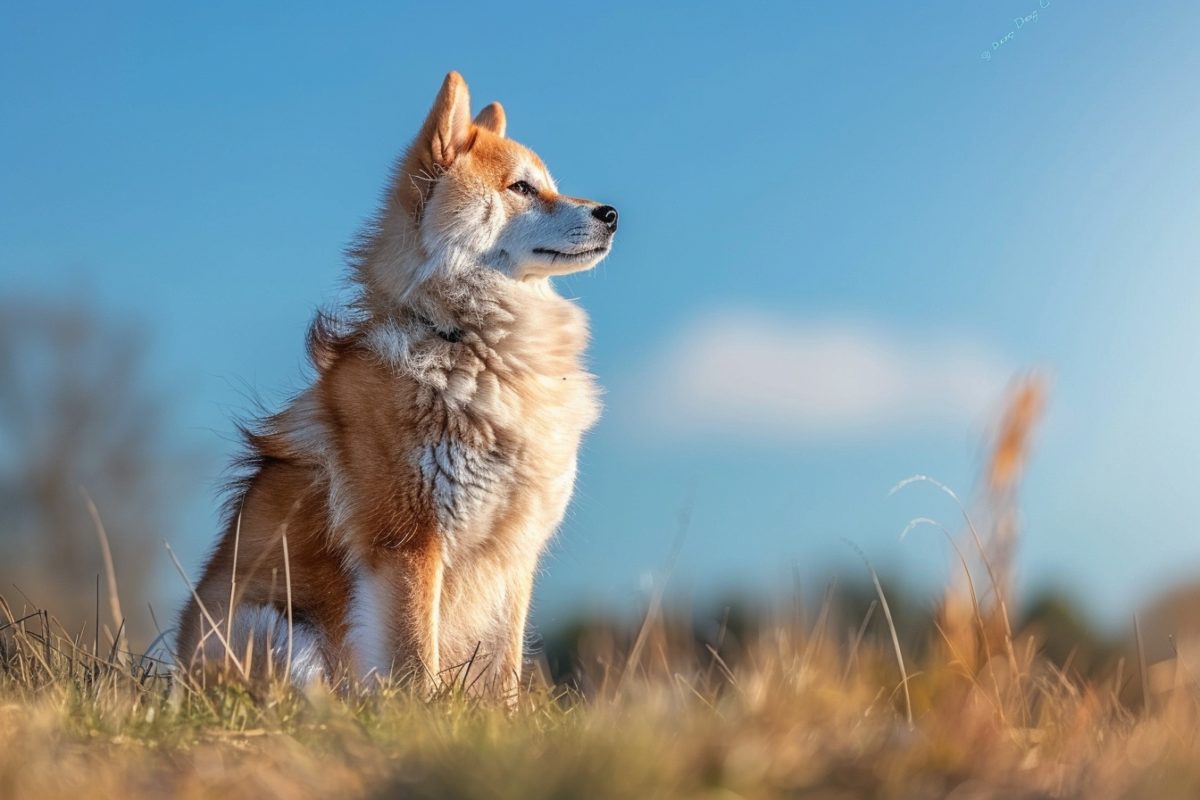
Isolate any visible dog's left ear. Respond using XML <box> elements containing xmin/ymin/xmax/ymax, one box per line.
<box><xmin>473</xmin><ymin>102</ymin><xmax>506</xmax><ymax>138</ymax></box>
<box><xmin>396</xmin><ymin>71</ymin><xmax>475</xmax><ymax>214</ymax></box>
<box><xmin>421</xmin><ymin>71</ymin><xmax>474</xmax><ymax>169</ymax></box>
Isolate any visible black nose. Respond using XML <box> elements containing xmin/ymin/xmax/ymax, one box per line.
<box><xmin>592</xmin><ymin>204</ymin><xmax>618</xmax><ymax>233</ymax></box>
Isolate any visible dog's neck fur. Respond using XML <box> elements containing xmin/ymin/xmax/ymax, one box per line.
<box><xmin>350</xmin><ymin>209</ymin><xmax>592</xmax><ymax>392</ymax></box>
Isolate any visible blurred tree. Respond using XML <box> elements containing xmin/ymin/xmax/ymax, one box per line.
<box><xmin>0</xmin><ymin>299</ymin><xmax>187</xmax><ymax>645</ymax></box>
<box><xmin>1018</xmin><ymin>590</ymin><xmax>1119</xmax><ymax>677</ymax></box>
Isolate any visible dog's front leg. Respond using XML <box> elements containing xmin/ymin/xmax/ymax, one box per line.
<box><xmin>497</xmin><ymin>565</ymin><xmax>536</xmax><ymax>703</ymax></box>
<box><xmin>354</xmin><ymin>532</ymin><xmax>443</xmax><ymax>694</ymax></box>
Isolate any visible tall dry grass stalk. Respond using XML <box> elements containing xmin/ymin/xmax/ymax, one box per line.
<box><xmin>986</xmin><ymin>373</ymin><xmax>1047</xmax><ymax>593</ymax></box>
<box><xmin>921</xmin><ymin>374</ymin><xmax>1048</xmax><ymax>686</ymax></box>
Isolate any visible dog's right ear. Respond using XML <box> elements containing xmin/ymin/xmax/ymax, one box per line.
<box><xmin>397</xmin><ymin>72</ymin><xmax>474</xmax><ymax>213</ymax></box>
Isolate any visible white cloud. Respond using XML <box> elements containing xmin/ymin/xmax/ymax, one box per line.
<box><xmin>629</xmin><ymin>310</ymin><xmax>1015</xmax><ymax>442</ymax></box>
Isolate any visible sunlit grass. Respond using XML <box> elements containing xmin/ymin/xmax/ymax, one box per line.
<box><xmin>5</xmin><ymin>375</ymin><xmax>1200</xmax><ymax>798</ymax></box>
<box><xmin>5</xmin><ymin>579</ymin><xmax>1200</xmax><ymax>799</ymax></box>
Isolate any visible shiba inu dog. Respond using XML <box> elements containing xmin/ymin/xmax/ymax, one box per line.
<box><xmin>175</xmin><ymin>72</ymin><xmax>615</xmax><ymax>697</ymax></box>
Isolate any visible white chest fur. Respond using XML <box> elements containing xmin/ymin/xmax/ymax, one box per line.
<box><xmin>416</xmin><ymin>436</ymin><xmax>514</xmax><ymax>541</ymax></box>
<box><xmin>369</xmin><ymin>278</ymin><xmax>600</xmax><ymax>554</ymax></box>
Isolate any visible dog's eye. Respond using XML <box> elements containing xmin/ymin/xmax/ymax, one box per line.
<box><xmin>507</xmin><ymin>180</ymin><xmax>537</xmax><ymax>197</ymax></box>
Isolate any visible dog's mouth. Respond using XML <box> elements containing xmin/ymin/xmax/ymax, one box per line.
<box><xmin>532</xmin><ymin>244</ymin><xmax>610</xmax><ymax>262</ymax></box>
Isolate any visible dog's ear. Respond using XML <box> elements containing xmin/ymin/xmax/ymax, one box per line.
<box><xmin>396</xmin><ymin>72</ymin><xmax>474</xmax><ymax>214</ymax></box>
<box><xmin>473</xmin><ymin>102</ymin><xmax>506</xmax><ymax>138</ymax></box>
<box><xmin>420</xmin><ymin>71</ymin><xmax>473</xmax><ymax>169</ymax></box>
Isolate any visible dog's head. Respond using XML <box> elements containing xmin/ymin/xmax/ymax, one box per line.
<box><xmin>391</xmin><ymin>72</ymin><xmax>617</xmax><ymax>284</ymax></box>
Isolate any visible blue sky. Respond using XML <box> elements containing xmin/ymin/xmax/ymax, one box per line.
<box><xmin>4</xmin><ymin>1</ymin><xmax>1200</xmax><ymax>632</ymax></box>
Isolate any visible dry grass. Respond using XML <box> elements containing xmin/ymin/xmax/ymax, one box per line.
<box><xmin>5</xmin><ymin>377</ymin><xmax>1200</xmax><ymax>799</ymax></box>
<box><xmin>5</xmin><ymin>589</ymin><xmax>1200</xmax><ymax>800</ymax></box>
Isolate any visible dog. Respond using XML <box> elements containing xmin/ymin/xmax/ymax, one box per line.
<box><xmin>175</xmin><ymin>71</ymin><xmax>614</xmax><ymax>696</ymax></box>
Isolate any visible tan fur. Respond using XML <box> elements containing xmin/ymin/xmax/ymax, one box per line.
<box><xmin>176</xmin><ymin>72</ymin><xmax>611</xmax><ymax>698</ymax></box>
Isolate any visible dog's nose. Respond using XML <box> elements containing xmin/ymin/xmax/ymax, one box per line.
<box><xmin>592</xmin><ymin>205</ymin><xmax>618</xmax><ymax>233</ymax></box>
